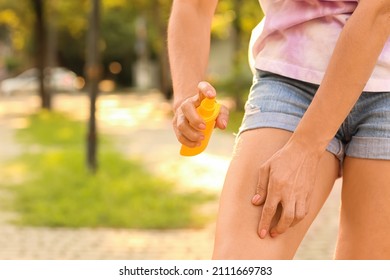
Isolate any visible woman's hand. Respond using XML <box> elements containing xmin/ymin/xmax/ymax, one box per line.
<box><xmin>172</xmin><ymin>81</ymin><xmax>229</xmax><ymax>147</ymax></box>
<box><xmin>251</xmin><ymin>139</ymin><xmax>324</xmax><ymax>239</ymax></box>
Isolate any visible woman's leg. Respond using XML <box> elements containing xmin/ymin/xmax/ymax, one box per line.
<box><xmin>212</xmin><ymin>128</ymin><xmax>339</xmax><ymax>259</ymax></box>
<box><xmin>335</xmin><ymin>157</ymin><xmax>390</xmax><ymax>259</ymax></box>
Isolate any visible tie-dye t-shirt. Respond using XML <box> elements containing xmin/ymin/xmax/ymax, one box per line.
<box><xmin>249</xmin><ymin>0</ymin><xmax>390</xmax><ymax>91</ymax></box>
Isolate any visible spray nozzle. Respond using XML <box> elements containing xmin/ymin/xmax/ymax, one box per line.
<box><xmin>198</xmin><ymin>97</ymin><xmax>217</xmax><ymax>118</ymax></box>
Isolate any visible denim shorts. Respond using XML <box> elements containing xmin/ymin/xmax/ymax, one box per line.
<box><xmin>238</xmin><ymin>70</ymin><xmax>390</xmax><ymax>165</ymax></box>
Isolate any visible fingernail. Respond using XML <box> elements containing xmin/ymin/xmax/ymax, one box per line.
<box><xmin>222</xmin><ymin>119</ymin><xmax>227</xmax><ymax>129</ymax></box>
<box><xmin>198</xmin><ymin>123</ymin><xmax>206</xmax><ymax>130</ymax></box>
<box><xmin>260</xmin><ymin>229</ymin><xmax>267</xmax><ymax>239</ymax></box>
<box><xmin>199</xmin><ymin>135</ymin><xmax>205</xmax><ymax>141</ymax></box>
<box><xmin>270</xmin><ymin>231</ymin><xmax>279</xmax><ymax>238</ymax></box>
<box><xmin>206</xmin><ymin>90</ymin><xmax>213</xmax><ymax>97</ymax></box>
<box><xmin>251</xmin><ymin>194</ymin><xmax>261</xmax><ymax>204</ymax></box>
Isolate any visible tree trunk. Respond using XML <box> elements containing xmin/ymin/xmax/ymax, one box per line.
<box><xmin>153</xmin><ymin>2</ymin><xmax>172</xmax><ymax>100</ymax></box>
<box><xmin>232</xmin><ymin>0</ymin><xmax>244</xmax><ymax>110</ymax></box>
<box><xmin>85</xmin><ymin>0</ymin><xmax>101</xmax><ymax>173</ymax></box>
<box><xmin>31</xmin><ymin>0</ymin><xmax>51</xmax><ymax>109</ymax></box>
<box><xmin>46</xmin><ymin>0</ymin><xmax>58</xmax><ymax>92</ymax></box>
<box><xmin>158</xmin><ymin>36</ymin><xmax>172</xmax><ymax>100</ymax></box>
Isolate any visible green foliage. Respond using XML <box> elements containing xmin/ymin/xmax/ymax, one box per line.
<box><xmin>212</xmin><ymin>0</ymin><xmax>263</xmax><ymax>107</ymax></box>
<box><xmin>3</xmin><ymin>55</ymin><xmax>22</xmax><ymax>72</ymax></box>
<box><xmin>212</xmin><ymin>0</ymin><xmax>262</xmax><ymax>40</ymax></box>
<box><xmin>226</xmin><ymin>110</ymin><xmax>245</xmax><ymax>134</ymax></box>
<box><xmin>9</xmin><ymin>150</ymin><xmax>214</xmax><ymax>229</ymax></box>
<box><xmin>0</xmin><ymin>1</ymin><xmax>34</xmax><ymax>69</ymax></box>
<box><xmin>2</xmin><ymin>112</ymin><xmax>216</xmax><ymax>229</ymax></box>
<box><xmin>101</xmin><ymin>9</ymin><xmax>134</xmax><ymax>59</ymax></box>
<box><xmin>0</xmin><ymin>0</ymin><xmax>263</xmax><ymax>92</ymax></box>
<box><xmin>55</xmin><ymin>1</ymin><xmax>89</xmax><ymax>39</ymax></box>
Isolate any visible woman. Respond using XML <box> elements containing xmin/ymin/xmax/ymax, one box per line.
<box><xmin>168</xmin><ymin>0</ymin><xmax>390</xmax><ymax>259</ymax></box>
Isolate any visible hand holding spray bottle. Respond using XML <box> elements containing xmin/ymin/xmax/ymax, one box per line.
<box><xmin>180</xmin><ymin>97</ymin><xmax>221</xmax><ymax>156</ymax></box>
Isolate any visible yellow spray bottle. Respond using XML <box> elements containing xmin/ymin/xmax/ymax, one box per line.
<box><xmin>180</xmin><ymin>97</ymin><xmax>221</xmax><ymax>156</ymax></box>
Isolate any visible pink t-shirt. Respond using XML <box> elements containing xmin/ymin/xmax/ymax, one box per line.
<box><xmin>250</xmin><ymin>0</ymin><xmax>390</xmax><ymax>91</ymax></box>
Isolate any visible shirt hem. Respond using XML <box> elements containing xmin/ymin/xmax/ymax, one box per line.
<box><xmin>254</xmin><ymin>58</ymin><xmax>390</xmax><ymax>92</ymax></box>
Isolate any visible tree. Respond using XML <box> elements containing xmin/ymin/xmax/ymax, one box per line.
<box><xmin>0</xmin><ymin>1</ymin><xmax>34</xmax><ymax>72</ymax></box>
<box><xmin>85</xmin><ymin>0</ymin><xmax>101</xmax><ymax>173</ymax></box>
<box><xmin>152</xmin><ymin>0</ymin><xmax>172</xmax><ymax>99</ymax></box>
<box><xmin>211</xmin><ymin>0</ymin><xmax>263</xmax><ymax>109</ymax></box>
<box><xmin>126</xmin><ymin>0</ymin><xmax>172</xmax><ymax>97</ymax></box>
<box><xmin>31</xmin><ymin>0</ymin><xmax>51</xmax><ymax>109</ymax></box>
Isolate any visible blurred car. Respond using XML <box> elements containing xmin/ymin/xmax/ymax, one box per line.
<box><xmin>0</xmin><ymin>67</ymin><xmax>79</xmax><ymax>95</ymax></box>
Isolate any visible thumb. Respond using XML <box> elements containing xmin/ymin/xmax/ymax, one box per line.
<box><xmin>198</xmin><ymin>81</ymin><xmax>217</xmax><ymax>100</ymax></box>
<box><xmin>251</xmin><ymin>164</ymin><xmax>269</xmax><ymax>206</ymax></box>
<box><xmin>198</xmin><ymin>81</ymin><xmax>228</xmax><ymax>130</ymax></box>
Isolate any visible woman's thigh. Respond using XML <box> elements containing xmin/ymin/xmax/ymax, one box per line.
<box><xmin>212</xmin><ymin>128</ymin><xmax>339</xmax><ymax>259</ymax></box>
<box><xmin>335</xmin><ymin>157</ymin><xmax>390</xmax><ymax>259</ymax></box>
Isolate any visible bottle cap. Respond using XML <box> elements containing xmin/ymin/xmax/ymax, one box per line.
<box><xmin>197</xmin><ymin>97</ymin><xmax>217</xmax><ymax>118</ymax></box>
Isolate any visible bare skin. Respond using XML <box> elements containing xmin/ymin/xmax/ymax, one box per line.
<box><xmin>250</xmin><ymin>0</ymin><xmax>390</xmax><ymax>240</ymax></box>
<box><xmin>168</xmin><ymin>0</ymin><xmax>390</xmax><ymax>259</ymax></box>
<box><xmin>335</xmin><ymin>157</ymin><xmax>390</xmax><ymax>259</ymax></box>
<box><xmin>213</xmin><ymin>128</ymin><xmax>339</xmax><ymax>259</ymax></box>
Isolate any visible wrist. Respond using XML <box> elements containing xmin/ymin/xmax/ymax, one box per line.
<box><xmin>173</xmin><ymin>98</ymin><xmax>185</xmax><ymax>112</ymax></box>
<box><xmin>288</xmin><ymin>129</ymin><xmax>329</xmax><ymax>157</ymax></box>
<box><xmin>172</xmin><ymin>85</ymin><xmax>199</xmax><ymax>112</ymax></box>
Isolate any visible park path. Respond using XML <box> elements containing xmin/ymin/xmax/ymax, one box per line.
<box><xmin>0</xmin><ymin>93</ymin><xmax>341</xmax><ymax>259</ymax></box>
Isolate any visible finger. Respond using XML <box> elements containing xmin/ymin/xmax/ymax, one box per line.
<box><xmin>252</xmin><ymin>164</ymin><xmax>270</xmax><ymax>206</ymax></box>
<box><xmin>181</xmin><ymin>99</ymin><xmax>206</xmax><ymax>130</ymax></box>
<box><xmin>269</xmin><ymin>202</ymin><xmax>295</xmax><ymax>237</ymax></box>
<box><xmin>177</xmin><ymin>134</ymin><xmax>202</xmax><ymax>148</ymax></box>
<box><xmin>258</xmin><ymin>198</ymin><xmax>279</xmax><ymax>239</ymax></box>
<box><xmin>175</xmin><ymin>113</ymin><xmax>204</xmax><ymax>144</ymax></box>
<box><xmin>198</xmin><ymin>81</ymin><xmax>217</xmax><ymax>99</ymax></box>
<box><xmin>291</xmin><ymin>199</ymin><xmax>306</xmax><ymax>227</ymax></box>
<box><xmin>215</xmin><ymin>105</ymin><xmax>229</xmax><ymax>130</ymax></box>
<box><xmin>306</xmin><ymin>189</ymin><xmax>313</xmax><ymax>212</ymax></box>
<box><xmin>176</xmin><ymin>127</ymin><xmax>204</xmax><ymax>147</ymax></box>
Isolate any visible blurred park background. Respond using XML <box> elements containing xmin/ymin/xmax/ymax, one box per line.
<box><xmin>0</xmin><ymin>0</ymin><xmax>341</xmax><ymax>259</ymax></box>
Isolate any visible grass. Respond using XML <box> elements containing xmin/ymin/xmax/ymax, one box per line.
<box><xmin>225</xmin><ymin>110</ymin><xmax>244</xmax><ymax>134</ymax></box>
<box><xmin>1</xmin><ymin>111</ymin><xmax>215</xmax><ymax>229</ymax></box>
<box><xmin>16</xmin><ymin>110</ymin><xmax>87</xmax><ymax>147</ymax></box>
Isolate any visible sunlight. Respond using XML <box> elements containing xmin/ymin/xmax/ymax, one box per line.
<box><xmin>156</xmin><ymin>153</ymin><xmax>230</xmax><ymax>192</ymax></box>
